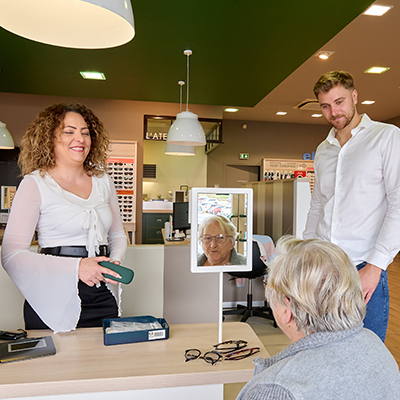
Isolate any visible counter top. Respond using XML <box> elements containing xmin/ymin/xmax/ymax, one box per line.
<box><xmin>0</xmin><ymin>322</ymin><xmax>269</xmax><ymax>399</ymax></box>
<box><xmin>143</xmin><ymin>201</ymin><xmax>173</xmax><ymax>212</ymax></box>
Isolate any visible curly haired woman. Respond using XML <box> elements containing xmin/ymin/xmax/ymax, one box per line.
<box><xmin>1</xmin><ymin>104</ymin><xmax>127</xmax><ymax>332</ymax></box>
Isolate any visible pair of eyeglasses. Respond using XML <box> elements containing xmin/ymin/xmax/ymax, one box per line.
<box><xmin>200</xmin><ymin>234</ymin><xmax>232</xmax><ymax>244</ymax></box>
<box><xmin>224</xmin><ymin>347</ymin><xmax>260</xmax><ymax>360</ymax></box>
<box><xmin>184</xmin><ymin>346</ymin><xmax>260</xmax><ymax>366</ymax></box>
<box><xmin>213</xmin><ymin>340</ymin><xmax>248</xmax><ymax>354</ymax></box>
<box><xmin>185</xmin><ymin>349</ymin><xmax>222</xmax><ymax>366</ymax></box>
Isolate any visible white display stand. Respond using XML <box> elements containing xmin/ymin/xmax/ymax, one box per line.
<box><xmin>189</xmin><ymin>187</ymin><xmax>254</xmax><ymax>342</ymax></box>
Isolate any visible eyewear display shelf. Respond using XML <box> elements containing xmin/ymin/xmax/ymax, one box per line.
<box><xmin>106</xmin><ymin>141</ymin><xmax>137</xmax><ymax>243</ymax></box>
<box><xmin>0</xmin><ymin>322</ymin><xmax>269</xmax><ymax>400</ymax></box>
<box><xmin>262</xmin><ymin>158</ymin><xmax>315</xmax><ymax>193</ymax></box>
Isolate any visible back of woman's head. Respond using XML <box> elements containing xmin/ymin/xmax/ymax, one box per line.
<box><xmin>18</xmin><ymin>103</ymin><xmax>109</xmax><ymax>176</ymax></box>
<box><xmin>266</xmin><ymin>236</ymin><xmax>366</xmax><ymax>335</ymax></box>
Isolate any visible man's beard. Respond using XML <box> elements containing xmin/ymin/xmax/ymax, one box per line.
<box><xmin>328</xmin><ymin>106</ymin><xmax>356</xmax><ymax>131</ymax></box>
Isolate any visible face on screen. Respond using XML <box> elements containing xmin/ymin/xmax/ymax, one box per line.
<box><xmin>190</xmin><ymin>189</ymin><xmax>252</xmax><ymax>273</ymax></box>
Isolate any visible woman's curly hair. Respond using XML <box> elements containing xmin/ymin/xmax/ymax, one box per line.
<box><xmin>18</xmin><ymin>103</ymin><xmax>110</xmax><ymax>177</ymax></box>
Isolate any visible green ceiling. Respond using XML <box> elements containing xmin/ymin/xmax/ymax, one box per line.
<box><xmin>0</xmin><ymin>0</ymin><xmax>374</xmax><ymax>107</ymax></box>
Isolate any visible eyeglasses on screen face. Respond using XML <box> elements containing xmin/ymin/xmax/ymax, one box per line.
<box><xmin>200</xmin><ymin>234</ymin><xmax>232</xmax><ymax>244</ymax></box>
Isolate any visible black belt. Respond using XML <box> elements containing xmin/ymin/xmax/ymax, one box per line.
<box><xmin>40</xmin><ymin>245</ymin><xmax>109</xmax><ymax>257</ymax></box>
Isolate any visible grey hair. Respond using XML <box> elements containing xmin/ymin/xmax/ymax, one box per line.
<box><xmin>198</xmin><ymin>215</ymin><xmax>238</xmax><ymax>242</ymax></box>
<box><xmin>266</xmin><ymin>236</ymin><xmax>366</xmax><ymax>336</ymax></box>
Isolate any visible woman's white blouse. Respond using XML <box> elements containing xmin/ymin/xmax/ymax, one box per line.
<box><xmin>1</xmin><ymin>171</ymin><xmax>127</xmax><ymax>333</ymax></box>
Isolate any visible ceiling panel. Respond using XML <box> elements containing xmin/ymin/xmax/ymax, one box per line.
<box><xmin>0</xmin><ymin>0</ymin><xmax>373</xmax><ymax>108</ymax></box>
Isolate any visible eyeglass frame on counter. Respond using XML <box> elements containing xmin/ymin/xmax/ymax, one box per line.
<box><xmin>184</xmin><ymin>340</ymin><xmax>260</xmax><ymax>366</ymax></box>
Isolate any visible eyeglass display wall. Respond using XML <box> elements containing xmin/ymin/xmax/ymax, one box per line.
<box><xmin>106</xmin><ymin>141</ymin><xmax>137</xmax><ymax>244</ymax></box>
<box><xmin>262</xmin><ymin>158</ymin><xmax>314</xmax><ymax>193</ymax></box>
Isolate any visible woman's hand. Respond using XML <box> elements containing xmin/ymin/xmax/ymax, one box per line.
<box><xmin>78</xmin><ymin>257</ymin><xmax>122</xmax><ymax>286</ymax></box>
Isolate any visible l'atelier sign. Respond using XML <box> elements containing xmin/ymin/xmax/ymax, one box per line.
<box><xmin>145</xmin><ymin>132</ymin><xmax>168</xmax><ymax>141</ymax></box>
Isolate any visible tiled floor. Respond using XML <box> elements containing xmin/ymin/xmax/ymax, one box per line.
<box><xmin>223</xmin><ymin>315</ymin><xmax>291</xmax><ymax>400</ymax></box>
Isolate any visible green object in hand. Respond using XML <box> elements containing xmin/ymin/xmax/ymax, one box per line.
<box><xmin>99</xmin><ymin>261</ymin><xmax>134</xmax><ymax>284</ymax></box>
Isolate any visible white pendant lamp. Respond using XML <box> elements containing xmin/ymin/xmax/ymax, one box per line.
<box><xmin>167</xmin><ymin>50</ymin><xmax>206</xmax><ymax>146</ymax></box>
<box><xmin>165</xmin><ymin>143</ymin><xmax>196</xmax><ymax>156</ymax></box>
<box><xmin>0</xmin><ymin>0</ymin><xmax>135</xmax><ymax>49</ymax></box>
<box><xmin>0</xmin><ymin>122</ymin><xmax>15</xmax><ymax>149</ymax></box>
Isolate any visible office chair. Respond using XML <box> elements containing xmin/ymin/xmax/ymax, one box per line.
<box><xmin>223</xmin><ymin>235</ymin><xmax>277</xmax><ymax>326</ymax></box>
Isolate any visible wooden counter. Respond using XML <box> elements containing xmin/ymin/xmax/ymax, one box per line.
<box><xmin>0</xmin><ymin>322</ymin><xmax>269</xmax><ymax>399</ymax></box>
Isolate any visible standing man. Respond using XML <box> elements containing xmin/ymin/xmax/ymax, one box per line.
<box><xmin>304</xmin><ymin>71</ymin><xmax>400</xmax><ymax>342</ymax></box>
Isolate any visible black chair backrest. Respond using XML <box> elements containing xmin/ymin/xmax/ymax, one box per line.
<box><xmin>228</xmin><ymin>239</ymin><xmax>267</xmax><ymax>280</ymax></box>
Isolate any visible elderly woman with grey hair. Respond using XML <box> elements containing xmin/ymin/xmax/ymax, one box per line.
<box><xmin>197</xmin><ymin>215</ymin><xmax>246</xmax><ymax>266</ymax></box>
<box><xmin>237</xmin><ymin>236</ymin><xmax>400</xmax><ymax>400</ymax></box>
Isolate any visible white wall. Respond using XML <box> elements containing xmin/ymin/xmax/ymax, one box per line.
<box><xmin>143</xmin><ymin>140</ymin><xmax>207</xmax><ymax>200</ymax></box>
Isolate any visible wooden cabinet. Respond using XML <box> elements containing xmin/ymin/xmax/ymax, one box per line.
<box><xmin>142</xmin><ymin>212</ymin><xmax>172</xmax><ymax>244</ymax></box>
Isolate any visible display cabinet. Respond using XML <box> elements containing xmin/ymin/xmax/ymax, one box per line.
<box><xmin>107</xmin><ymin>141</ymin><xmax>137</xmax><ymax>243</ymax></box>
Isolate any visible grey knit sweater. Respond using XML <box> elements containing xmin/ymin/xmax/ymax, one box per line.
<box><xmin>237</xmin><ymin>324</ymin><xmax>400</xmax><ymax>400</ymax></box>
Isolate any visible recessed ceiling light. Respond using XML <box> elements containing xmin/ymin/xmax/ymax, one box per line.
<box><xmin>311</xmin><ymin>114</ymin><xmax>323</xmax><ymax>118</ymax></box>
<box><xmin>365</xmin><ymin>67</ymin><xmax>390</xmax><ymax>74</ymax></box>
<box><xmin>316</xmin><ymin>51</ymin><xmax>335</xmax><ymax>60</ymax></box>
<box><xmin>362</xmin><ymin>100</ymin><xmax>375</xmax><ymax>105</ymax></box>
<box><xmin>80</xmin><ymin>71</ymin><xmax>106</xmax><ymax>80</ymax></box>
<box><xmin>276</xmin><ymin>112</ymin><xmax>287</xmax><ymax>116</ymax></box>
<box><xmin>224</xmin><ymin>108</ymin><xmax>239</xmax><ymax>112</ymax></box>
<box><xmin>364</xmin><ymin>5</ymin><xmax>393</xmax><ymax>16</ymax></box>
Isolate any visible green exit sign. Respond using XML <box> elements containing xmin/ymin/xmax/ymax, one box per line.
<box><xmin>239</xmin><ymin>153</ymin><xmax>249</xmax><ymax>160</ymax></box>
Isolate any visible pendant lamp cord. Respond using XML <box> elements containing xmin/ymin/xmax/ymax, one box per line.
<box><xmin>180</xmin><ymin>83</ymin><xmax>183</xmax><ymax>112</ymax></box>
<box><xmin>186</xmin><ymin>52</ymin><xmax>190</xmax><ymax>111</ymax></box>
<box><xmin>178</xmin><ymin>80</ymin><xmax>185</xmax><ymax>112</ymax></box>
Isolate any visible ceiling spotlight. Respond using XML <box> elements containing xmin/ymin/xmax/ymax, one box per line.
<box><xmin>364</xmin><ymin>5</ymin><xmax>393</xmax><ymax>16</ymax></box>
<box><xmin>316</xmin><ymin>51</ymin><xmax>335</xmax><ymax>60</ymax></box>
<box><xmin>311</xmin><ymin>114</ymin><xmax>323</xmax><ymax>118</ymax></box>
<box><xmin>224</xmin><ymin>108</ymin><xmax>239</xmax><ymax>113</ymax></box>
<box><xmin>276</xmin><ymin>112</ymin><xmax>287</xmax><ymax>116</ymax></box>
<box><xmin>365</xmin><ymin>67</ymin><xmax>390</xmax><ymax>74</ymax></box>
<box><xmin>362</xmin><ymin>100</ymin><xmax>375</xmax><ymax>105</ymax></box>
<box><xmin>80</xmin><ymin>71</ymin><xmax>106</xmax><ymax>80</ymax></box>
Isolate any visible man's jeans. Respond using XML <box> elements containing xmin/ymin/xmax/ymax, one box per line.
<box><xmin>357</xmin><ymin>262</ymin><xmax>389</xmax><ymax>342</ymax></box>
